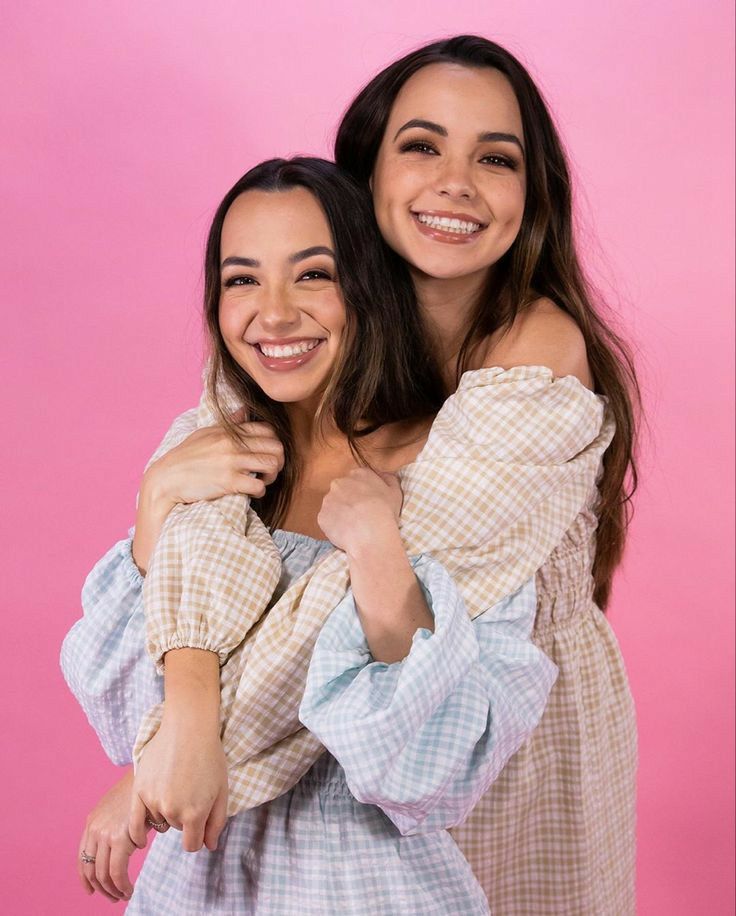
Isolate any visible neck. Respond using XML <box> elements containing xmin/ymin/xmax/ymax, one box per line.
<box><xmin>411</xmin><ymin>266</ymin><xmax>490</xmax><ymax>383</ymax></box>
<box><xmin>285</xmin><ymin>395</ymin><xmax>339</xmax><ymax>455</ymax></box>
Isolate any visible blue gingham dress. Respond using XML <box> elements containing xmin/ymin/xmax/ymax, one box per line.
<box><xmin>61</xmin><ymin>529</ymin><xmax>557</xmax><ymax>915</ymax></box>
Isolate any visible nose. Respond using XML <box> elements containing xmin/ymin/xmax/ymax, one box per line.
<box><xmin>434</xmin><ymin>155</ymin><xmax>476</xmax><ymax>201</ymax></box>
<box><xmin>258</xmin><ymin>284</ymin><xmax>300</xmax><ymax>332</ymax></box>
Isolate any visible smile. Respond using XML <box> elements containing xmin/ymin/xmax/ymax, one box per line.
<box><xmin>411</xmin><ymin>210</ymin><xmax>487</xmax><ymax>244</ymax></box>
<box><xmin>251</xmin><ymin>337</ymin><xmax>325</xmax><ymax>371</ymax></box>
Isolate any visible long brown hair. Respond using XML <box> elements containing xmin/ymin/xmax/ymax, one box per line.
<box><xmin>335</xmin><ymin>35</ymin><xmax>641</xmax><ymax>608</ymax></box>
<box><xmin>203</xmin><ymin>157</ymin><xmax>445</xmax><ymax>527</ymax></box>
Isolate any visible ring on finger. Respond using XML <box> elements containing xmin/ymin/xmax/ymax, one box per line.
<box><xmin>80</xmin><ymin>850</ymin><xmax>96</xmax><ymax>864</ymax></box>
<box><xmin>145</xmin><ymin>815</ymin><xmax>169</xmax><ymax>831</ymax></box>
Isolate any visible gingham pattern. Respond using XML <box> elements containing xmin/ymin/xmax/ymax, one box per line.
<box><xmin>126</xmin><ymin>752</ymin><xmax>490</xmax><ymax>915</ymax></box>
<box><xmin>134</xmin><ymin>365</ymin><xmax>616</xmax><ymax>819</ymax></box>
<box><xmin>450</xmin><ymin>517</ymin><xmax>638</xmax><ymax>915</ymax></box>
<box><xmin>300</xmin><ymin>564</ymin><xmax>558</xmax><ymax>837</ymax></box>
<box><xmin>60</xmin><ymin>535</ymin><xmax>163</xmax><ymax>765</ymax></box>
<box><xmin>62</xmin><ymin>529</ymin><xmax>523</xmax><ymax>913</ymax></box>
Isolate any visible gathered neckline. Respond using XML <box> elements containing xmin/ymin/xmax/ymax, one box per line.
<box><xmin>272</xmin><ymin>528</ymin><xmax>331</xmax><ymax>547</ymax></box>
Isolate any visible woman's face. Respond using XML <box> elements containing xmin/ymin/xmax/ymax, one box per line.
<box><xmin>371</xmin><ymin>63</ymin><xmax>526</xmax><ymax>284</ymax></box>
<box><xmin>218</xmin><ymin>187</ymin><xmax>345</xmax><ymax>405</ymax></box>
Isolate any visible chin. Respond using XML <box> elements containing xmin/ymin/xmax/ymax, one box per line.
<box><xmin>409</xmin><ymin>254</ymin><xmax>486</xmax><ymax>282</ymax></box>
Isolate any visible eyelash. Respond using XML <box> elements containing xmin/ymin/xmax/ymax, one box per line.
<box><xmin>399</xmin><ymin>140</ymin><xmax>518</xmax><ymax>170</ymax></box>
<box><xmin>299</xmin><ymin>269</ymin><xmax>334</xmax><ymax>281</ymax></box>
<box><xmin>223</xmin><ymin>269</ymin><xmax>334</xmax><ymax>288</ymax></box>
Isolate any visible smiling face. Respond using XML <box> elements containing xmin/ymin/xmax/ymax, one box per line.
<box><xmin>371</xmin><ymin>63</ymin><xmax>526</xmax><ymax>287</ymax></box>
<box><xmin>218</xmin><ymin>187</ymin><xmax>346</xmax><ymax>406</ymax></box>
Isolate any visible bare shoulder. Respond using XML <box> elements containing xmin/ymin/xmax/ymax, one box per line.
<box><xmin>482</xmin><ymin>298</ymin><xmax>594</xmax><ymax>390</ymax></box>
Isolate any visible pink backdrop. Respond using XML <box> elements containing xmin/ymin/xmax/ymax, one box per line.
<box><xmin>2</xmin><ymin>2</ymin><xmax>733</xmax><ymax>913</ymax></box>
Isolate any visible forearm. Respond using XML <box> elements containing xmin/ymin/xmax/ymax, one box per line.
<box><xmin>162</xmin><ymin>648</ymin><xmax>221</xmax><ymax>736</ymax></box>
<box><xmin>131</xmin><ymin>474</ymin><xmax>175</xmax><ymax>575</ymax></box>
<box><xmin>346</xmin><ymin>525</ymin><xmax>434</xmax><ymax>664</ymax></box>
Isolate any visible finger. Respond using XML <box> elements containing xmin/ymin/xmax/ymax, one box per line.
<box><xmin>181</xmin><ymin>813</ymin><xmax>206</xmax><ymax>853</ymax></box>
<box><xmin>147</xmin><ymin>806</ymin><xmax>174</xmax><ymax>833</ymax></box>
<box><xmin>108</xmin><ymin>836</ymin><xmax>137</xmax><ymax>899</ymax></box>
<box><xmin>203</xmin><ymin>790</ymin><xmax>229</xmax><ymax>852</ymax></box>
<box><xmin>235</xmin><ymin>452</ymin><xmax>282</xmax><ymax>478</ymax></box>
<box><xmin>95</xmin><ymin>841</ymin><xmax>125</xmax><ymax>900</ymax></box>
<box><xmin>77</xmin><ymin>828</ymin><xmax>95</xmax><ymax>896</ymax></box>
<box><xmin>236</xmin><ymin>428</ymin><xmax>285</xmax><ymax>457</ymax></box>
<box><xmin>237</xmin><ymin>421</ymin><xmax>280</xmax><ymax>440</ymax></box>
<box><xmin>128</xmin><ymin>794</ymin><xmax>150</xmax><ymax>849</ymax></box>
<box><xmin>79</xmin><ymin>835</ymin><xmax>118</xmax><ymax>902</ymax></box>
<box><xmin>233</xmin><ymin>473</ymin><xmax>267</xmax><ymax>499</ymax></box>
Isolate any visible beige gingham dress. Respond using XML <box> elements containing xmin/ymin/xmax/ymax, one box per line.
<box><xmin>137</xmin><ymin>365</ymin><xmax>636</xmax><ymax>914</ymax></box>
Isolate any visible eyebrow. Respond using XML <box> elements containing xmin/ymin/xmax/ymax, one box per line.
<box><xmin>289</xmin><ymin>246</ymin><xmax>335</xmax><ymax>264</ymax></box>
<box><xmin>393</xmin><ymin>119</ymin><xmax>525</xmax><ymax>156</ymax></box>
<box><xmin>220</xmin><ymin>247</ymin><xmax>335</xmax><ymax>271</ymax></box>
<box><xmin>221</xmin><ymin>256</ymin><xmax>259</xmax><ymax>269</ymax></box>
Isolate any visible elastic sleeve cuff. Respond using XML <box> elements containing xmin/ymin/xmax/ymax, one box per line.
<box><xmin>299</xmin><ymin>554</ymin><xmax>480</xmax><ymax>767</ymax></box>
<box><xmin>151</xmin><ymin>632</ymin><xmax>228</xmax><ymax>674</ymax></box>
<box><xmin>122</xmin><ymin>535</ymin><xmax>145</xmax><ymax>588</ymax></box>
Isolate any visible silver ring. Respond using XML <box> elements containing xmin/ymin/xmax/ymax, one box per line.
<box><xmin>80</xmin><ymin>850</ymin><xmax>96</xmax><ymax>864</ymax></box>
<box><xmin>146</xmin><ymin>815</ymin><xmax>169</xmax><ymax>831</ymax></box>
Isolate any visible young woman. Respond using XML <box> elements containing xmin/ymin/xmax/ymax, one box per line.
<box><xmin>332</xmin><ymin>34</ymin><xmax>640</xmax><ymax>915</ymax></box>
<box><xmin>61</xmin><ymin>156</ymin><xmax>560</xmax><ymax>913</ymax></box>
<box><xmin>68</xmin><ymin>32</ymin><xmax>640</xmax><ymax>913</ymax></box>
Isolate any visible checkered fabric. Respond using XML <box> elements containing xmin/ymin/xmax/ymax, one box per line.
<box><xmin>450</xmin><ymin>515</ymin><xmax>638</xmax><ymax>915</ymax></box>
<box><xmin>134</xmin><ymin>365</ymin><xmax>616</xmax><ymax>823</ymax></box>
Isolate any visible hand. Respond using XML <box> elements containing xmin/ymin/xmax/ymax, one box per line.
<box><xmin>128</xmin><ymin>716</ymin><xmax>229</xmax><ymax>854</ymax></box>
<box><xmin>317</xmin><ymin>468</ymin><xmax>403</xmax><ymax>556</ymax></box>
<box><xmin>78</xmin><ymin>769</ymin><xmax>145</xmax><ymax>902</ymax></box>
<box><xmin>145</xmin><ymin>419</ymin><xmax>285</xmax><ymax>507</ymax></box>
<box><xmin>133</xmin><ymin>419</ymin><xmax>284</xmax><ymax>573</ymax></box>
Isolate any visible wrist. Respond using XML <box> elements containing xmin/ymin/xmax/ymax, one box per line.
<box><xmin>139</xmin><ymin>468</ymin><xmax>176</xmax><ymax>516</ymax></box>
<box><xmin>162</xmin><ymin>647</ymin><xmax>221</xmax><ymax>727</ymax></box>
<box><xmin>344</xmin><ymin>515</ymin><xmax>404</xmax><ymax>565</ymax></box>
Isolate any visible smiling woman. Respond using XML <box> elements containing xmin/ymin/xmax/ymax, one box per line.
<box><xmin>60</xmin><ymin>155</ymin><xmax>564</xmax><ymax>914</ymax></box>
<box><xmin>218</xmin><ymin>189</ymin><xmax>346</xmax><ymax>402</ymax></box>
<box><xmin>372</xmin><ymin>65</ymin><xmax>526</xmax><ymax>283</ymax></box>
<box><xmin>335</xmin><ymin>34</ymin><xmax>641</xmax><ymax>915</ymax></box>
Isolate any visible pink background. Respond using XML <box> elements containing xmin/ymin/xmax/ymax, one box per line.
<box><xmin>1</xmin><ymin>2</ymin><xmax>733</xmax><ymax>913</ymax></box>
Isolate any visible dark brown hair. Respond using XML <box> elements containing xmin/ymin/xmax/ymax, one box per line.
<box><xmin>204</xmin><ymin>157</ymin><xmax>445</xmax><ymax>527</ymax></box>
<box><xmin>335</xmin><ymin>35</ymin><xmax>641</xmax><ymax>608</ymax></box>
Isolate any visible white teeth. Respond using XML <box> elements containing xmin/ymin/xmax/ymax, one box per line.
<box><xmin>416</xmin><ymin>213</ymin><xmax>481</xmax><ymax>234</ymax></box>
<box><xmin>259</xmin><ymin>339</ymin><xmax>321</xmax><ymax>358</ymax></box>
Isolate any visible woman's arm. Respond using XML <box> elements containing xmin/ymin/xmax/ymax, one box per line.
<box><xmin>78</xmin><ymin>769</ymin><xmax>141</xmax><ymax>902</ymax></box>
<box><xmin>317</xmin><ymin>468</ymin><xmax>434</xmax><ymax>663</ymax></box>
<box><xmin>299</xmin><ymin>564</ymin><xmax>556</xmax><ymax>836</ymax></box>
<box><xmin>133</xmin><ymin>419</ymin><xmax>284</xmax><ymax>574</ymax></box>
<box><xmin>128</xmin><ymin>647</ymin><xmax>228</xmax><ymax>853</ymax></box>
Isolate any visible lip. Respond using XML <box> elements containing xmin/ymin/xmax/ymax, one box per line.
<box><xmin>249</xmin><ymin>337</ymin><xmax>326</xmax><ymax>372</ymax></box>
<box><xmin>410</xmin><ymin>210</ymin><xmax>487</xmax><ymax>245</ymax></box>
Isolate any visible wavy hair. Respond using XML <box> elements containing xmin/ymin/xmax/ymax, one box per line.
<box><xmin>203</xmin><ymin>157</ymin><xmax>445</xmax><ymax>527</ymax></box>
<box><xmin>335</xmin><ymin>35</ymin><xmax>641</xmax><ymax>608</ymax></box>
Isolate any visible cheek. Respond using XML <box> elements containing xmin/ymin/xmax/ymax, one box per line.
<box><xmin>490</xmin><ymin>178</ymin><xmax>526</xmax><ymax>228</ymax></box>
<box><xmin>327</xmin><ymin>299</ymin><xmax>347</xmax><ymax>338</ymax></box>
<box><xmin>218</xmin><ymin>297</ymin><xmax>244</xmax><ymax>342</ymax></box>
<box><xmin>373</xmin><ymin>156</ymin><xmax>413</xmax><ymax>215</ymax></box>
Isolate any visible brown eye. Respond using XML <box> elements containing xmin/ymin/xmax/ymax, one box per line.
<box><xmin>399</xmin><ymin>141</ymin><xmax>439</xmax><ymax>155</ymax></box>
<box><xmin>299</xmin><ymin>269</ymin><xmax>334</xmax><ymax>281</ymax></box>
<box><xmin>481</xmin><ymin>154</ymin><xmax>518</xmax><ymax>170</ymax></box>
<box><xmin>224</xmin><ymin>275</ymin><xmax>258</xmax><ymax>287</ymax></box>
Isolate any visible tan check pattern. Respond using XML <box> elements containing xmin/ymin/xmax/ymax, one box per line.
<box><xmin>450</xmin><ymin>518</ymin><xmax>638</xmax><ymax>915</ymax></box>
<box><xmin>133</xmin><ymin>365</ymin><xmax>621</xmax><ymax>842</ymax></box>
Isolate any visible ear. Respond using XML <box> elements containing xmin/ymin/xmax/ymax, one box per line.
<box><xmin>368</xmin><ymin>173</ymin><xmax>374</xmax><ymax>193</ymax></box>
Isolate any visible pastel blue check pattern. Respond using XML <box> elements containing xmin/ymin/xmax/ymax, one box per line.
<box><xmin>61</xmin><ymin>527</ymin><xmax>556</xmax><ymax>914</ymax></box>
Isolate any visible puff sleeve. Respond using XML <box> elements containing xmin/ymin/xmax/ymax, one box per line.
<box><xmin>299</xmin><ymin>555</ymin><xmax>557</xmax><ymax>835</ymax></box>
